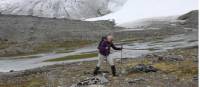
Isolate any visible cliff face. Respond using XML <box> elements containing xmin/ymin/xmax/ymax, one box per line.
<box><xmin>178</xmin><ymin>10</ymin><xmax>198</xmax><ymax>28</ymax></box>
<box><xmin>0</xmin><ymin>0</ymin><xmax>127</xmax><ymax>19</ymax></box>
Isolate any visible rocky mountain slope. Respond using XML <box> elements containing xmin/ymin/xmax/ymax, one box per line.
<box><xmin>177</xmin><ymin>10</ymin><xmax>198</xmax><ymax>28</ymax></box>
<box><xmin>0</xmin><ymin>15</ymin><xmax>115</xmax><ymax>43</ymax></box>
<box><xmin>0</xmin><ymin>14</ymin><xmax>115</xmax><ymax>56</ymax></box>
<box><xmin>0</xmin><ymin>0</ymin><xmax>127</xmax><ymax>19</ymax></box>
<box><xmin>119</xmin><ymin>10</ymin><xmax>198</xmax><ymax>29</ymax></box>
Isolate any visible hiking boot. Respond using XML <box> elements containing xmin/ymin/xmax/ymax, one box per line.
<box><xmin>111</xmin><ymin>65</ymin><xmax>118</xmax><ymax>76</ymax></box>
<box><xmin>93</xmin><ymin>67</ymin><xmax>100</xmax><ymax>76</ymax></box>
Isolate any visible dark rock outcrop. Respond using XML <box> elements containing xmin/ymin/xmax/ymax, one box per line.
<box><xmin>177</xmin><ymin>10</ymin><xmax>198</xmax><ymax>28</ymax></box>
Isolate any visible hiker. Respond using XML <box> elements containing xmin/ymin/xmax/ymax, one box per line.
<box><xmin>94</xmin><ymin>35</ymin><xmax>122</xmax><ymax>76</ymax></box>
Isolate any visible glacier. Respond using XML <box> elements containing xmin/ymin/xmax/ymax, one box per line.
<box><xmin>0</xmin><ymin>0</ymin><xmax>127</xmax><ymax>19</ymax></box>
<box><xmin>87</xmin><ymin>0</ymin><xmax>198</xmax><ymax>24</ymax></box>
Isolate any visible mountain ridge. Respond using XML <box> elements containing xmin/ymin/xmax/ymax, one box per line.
<box><xmin>0</xmin><ymin>0</ymin><xmax>127</xmax><ymax>19</ymax></box>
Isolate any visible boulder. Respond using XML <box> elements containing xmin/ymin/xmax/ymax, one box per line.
<box><xmin>9</xmin><ymin>70</ymin><xmax>14</xmax><ymax>72</ymax></box>
<box><xmin>127</xmin><ymin>64</ymin><xmax>158</xmax><ymax>73</ymax></box>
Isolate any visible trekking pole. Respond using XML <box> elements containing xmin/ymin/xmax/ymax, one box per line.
<box><xmin>119</xmin><ymin>44</ymin><xmax>124</xmax><ymax>76</ymax></box>
<box><xmin>120</xmin><ymin>44</ymin><xmax>123</xmax><ymax>64</ymax></box>
<box><xmin>105</xmin><ymin>56</ymin><xmax>108</xmax><ymax>72</ymax></box>
<box><xmin>103</xmin><ymin>56</ymin><xmax>108</xmax><ymax>74</ymax></box>
<box><xmin>123</xmin><ymin>48</ymin><xmax>161</xmax><ymax>50</ymax></box>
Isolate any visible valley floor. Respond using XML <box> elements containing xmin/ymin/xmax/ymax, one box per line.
<box><xmin>0</xmin><ymin>46</ymin><xmax>198</xmax><ymax>87</ymax></box>
<box><xmin>0</xmin><ymin>9</ymin><xmax>198</xmax><ymax>87</ymax></box>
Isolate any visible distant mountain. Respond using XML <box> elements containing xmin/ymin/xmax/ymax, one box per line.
<box><xmin>177</xmin><ymin>10</ymin><xmax>198</xmax><ymax>28</ymax></box>
<box><xmin>118</xmin><ymin>16</ymin><xmax>178</xmax><ymax>29</ymax></box>
<box><xmin>119</xmin><ymin>10</ymin><xmax>198</xmax><ymax>29</ymax></box>
<box><xmin>0</xmin><ymin>0</ymin><xmax>127</xmax><ymax>19</ymax></box>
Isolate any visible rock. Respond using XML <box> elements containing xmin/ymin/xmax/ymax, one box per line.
<box><xmin>193</xmin><ymin>76</ymin><xmax>198</xmax><ymax>81</ymax></box>
<box><xmin>127</xmin><ymin>64</ymin><xmax>158</xmax><ymax>73</ymax></box>
<box><xmin>127</xmin><ymin>78</ymin><xmax>146</xmax><ymax>84</ymax></box>
<box><xmin>146</xmin><ymin>54</ymin><xmax>184</xmax><ymax>61</ymax></box>
<box><xmin>9</xmin><ymin>70</ymin><xmax>14</xmax><ymax>72</ymax></box>
<box><xmin>177</xmin><ymin>10</ymin><xmax>198</xmax><ymax>28</ymax></box>
<box><xmin>83</xmin><ymin>71</ymin><xmax>92</xmax><ymax>75</ymax></box>
<box><xmin>193</xmin><ymin>58</ymin><xmax>198</xmax><ymax>63</ymax></box>
<box><xmin>88</xmin><ymin>85</ymin><xmax>105</xmax><ymax>87</ymax></box>
<box><xmin>158</xmin><ymin>55</ymin><xmax>184</xmax><ymax>61</ymax></box>
<box><xmin>145</xmin><ymin>54</ymin><xmax>156</xmax><ymax>58</ymax></box>
<box><xmin>120</xmin><ymin>69</ymin><xmax>127</xmax><ymax>75</ymax></box>
<box><xmin>71</xmin><ymin>75</ymin><xmax>108</xmax><ymax>87</ymax></box>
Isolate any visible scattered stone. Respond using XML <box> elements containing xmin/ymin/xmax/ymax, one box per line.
<box><xmin>78</xmin><ymin>62</ymin><xmax>83</xmax><ymax>65</ymax></box>
<box><xmin>88</xmin><ymin>85</ymin><xmax>105</xmax><ymax>87</ymax></box>
<box><xmin>193</xmin><ymin>58</ymin><xmax>198</xmax><ymax>63</ymax></box>
<box><xmin>193</xmin><ymin>76</ymin><xmax>198</xmax><ymax>81</ymax></box>
<box><xmin>145</xmin><ymin>54</ymin><xmax>155</xmax><ymax>58</ymax></box>
<box><xmin>71</xmin><ymin>75</ymin><xmax>108</xmax><ymax>87</ymax></box>
<box><xmin>146</xmin><ymin>54</ymin><xmax>184</xmax><ymax>62</ymax></box>
<box><xmin>146</xmin><ymin>54</ymin><xmax>162</xmax><ymax>59</ymax></box>
<box><xmin>127</xmin><ymin>64</ymin><xmax>158</xmax><ymax>73</ymax></box>
<box><xmin>127</xmin><ymin>78</ymin><xmax>146</xmax><ymax>84</ymax></box>
<box><xmin>158</xmin><ymin>55</ymin><xmax>184</xmax><ymax>61</ymax></box>
<box><xmin>83</xmin><ymin>71</ymin><xmax>91</xmax><ymax>75</ymax></box>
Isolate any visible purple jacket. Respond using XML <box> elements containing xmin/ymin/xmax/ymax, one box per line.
<box><xmin>98</xmin><ymin>41</ymin><xmax>122</xmax><ymax>56</ymax></box>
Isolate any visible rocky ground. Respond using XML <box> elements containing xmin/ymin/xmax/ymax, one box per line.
<box><xmin>0</xmin><ymin>10</ymin><xmax>198</xmax><ymax>87</ymax></box>
<box><xmin>0</xmin><ymin>46</ymin><xmax>198</xmax><ymax>87</ymax></box>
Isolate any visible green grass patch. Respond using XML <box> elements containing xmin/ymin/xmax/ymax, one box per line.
<box><xmin>0</xmin><ymin>43</ymin><xmax>10</xmax><ymax>49</ymax></box>
<box><xmin>153</xmin><ymin>60</ymin><xmax>198</xmax><ymax>77</ymax></box>
<box><xmin>34</xmin><ymin>40</ymin><xmax>95</xmax><ymax>53</ymax></box>
<box><xmin>27</xmin><ymin>78</ymin><xmax>45</xmax><ymax>87</ymax></box>
<box><xmin>0</xmin><ymin>40</ymin><xmax>95</xmax><ymax>57</ymax></box>
<box><xmin>44</xmin><ymin>53</ymin><xmax>98</xmax><ymax>62</ymax></box>
<box><xmin>0</xmin><ymin>42</ymin><xmax>17</xmax><ymax>50</ymax></box>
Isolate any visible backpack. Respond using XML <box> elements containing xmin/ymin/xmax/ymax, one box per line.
<box><xmin>97</xmin><ymin>36</ymin><xmax>106</xmax><ymax>49</ymax></box>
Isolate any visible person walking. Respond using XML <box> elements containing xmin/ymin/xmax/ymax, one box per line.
<box><xmin>93</xmin><ymin>35</ymin><xmax>122</xmax><ymax>76</ymax></box>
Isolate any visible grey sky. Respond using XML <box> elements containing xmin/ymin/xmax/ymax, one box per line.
<box><xmin>88</xmin><ymin>0</ymin><xmax>198</xmax><ymax>24</ymax></box>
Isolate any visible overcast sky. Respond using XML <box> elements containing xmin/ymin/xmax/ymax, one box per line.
<box><xmin>87</xmin><ymin>0</ymin><xmax>198</xmax><ymax>24</ymax></box>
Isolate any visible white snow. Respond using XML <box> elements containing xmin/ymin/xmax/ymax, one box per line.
<box><xmin>0</xmin><ymin>0</ymin><xmax>127</xmax><ymax>19</ymax></box>
<box><xmin>0</xmin><ymin>0</ymin><xmax>198</xmax><ymax>24</ymax></box>
<box><xmin>86</xmin><ymin>0</ymin><xmax>198</xmax><ymax>24</ymax></box>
